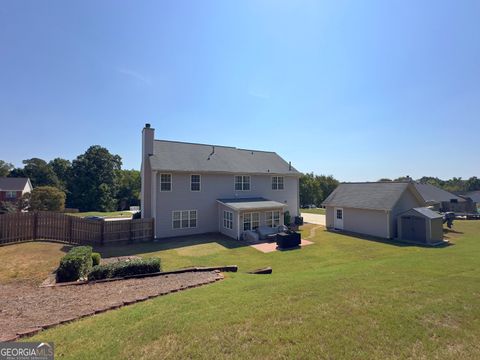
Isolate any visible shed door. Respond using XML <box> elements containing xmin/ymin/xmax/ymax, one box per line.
<box><xmin>401</xmin><ymin>216</ymin><xmax>427</xmax><ymax>243</ymax></box>
<box><xmin>334</xmin><ymin>208</ymin><xmax>344</xmax><ymax>230</ymax></box>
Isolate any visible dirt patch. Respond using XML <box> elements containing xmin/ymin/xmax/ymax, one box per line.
<box><xmin>0</xmin><ymin>271</ymin><xmax>222</xmax><ymax>341</ymax></box>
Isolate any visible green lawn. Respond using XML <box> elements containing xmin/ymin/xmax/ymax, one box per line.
<box><xmin>68</xmin><ymin>211</ymin><xmax>133</xmax><ymax>218</ymax></box>
<box><xmin>28</xmin><ymin>221</ymin><xmax>480</xmax><ymax>359</ymax></box>
<box><xmin>301</xmin><ymin>208</ymin><xmax>326</xmax><ymax>215</ymax></box>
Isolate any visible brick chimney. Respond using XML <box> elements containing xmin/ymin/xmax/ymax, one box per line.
<box><xmin>141</xmin><ymin>123</ymin><xmax>155</xmax><ymax>218</ymax></box>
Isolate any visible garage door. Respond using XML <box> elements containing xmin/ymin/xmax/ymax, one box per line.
<box><xmin>401</xmin><ymin>216</ymin><xmax>427</xmax><ymax>243</ymax></box>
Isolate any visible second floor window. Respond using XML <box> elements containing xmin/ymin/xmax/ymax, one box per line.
<box><xmin>272</xmin><ymin>176</ymin><xmax>284</xmax><ymax>190</ymax></box>
<box><xmin>160</xmin><ymin>174</ymin><xmax>171</xmax><ymax>191</ymax></box>
<box><xmin>235</xmin><ymin>175</ymin><xmax>250</xmax><ymax>191</ymax></box>
<box><xmin>191</xmin><ymin>175</ymin><xmax>201</xmax><ymax>191</ymax></box>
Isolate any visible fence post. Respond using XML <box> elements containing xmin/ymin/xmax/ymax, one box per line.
<box><xmin>100</xmin><ymin>221</ymin><xmax>105</xmax><ymax>246</ymax></box>
<box><xmin>129</xmin><ymin>220</ymin><xmax>133</xmax><ymax>243</ymax></box>
<box><xmin>32</xmin><ymin>212</ymin><xmax>38</xmax><ymax>240</ymax></box>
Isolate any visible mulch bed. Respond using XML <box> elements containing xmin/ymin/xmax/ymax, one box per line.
<box><xmin>0</xmin><ymin>271</ymin><xmax>223</xmax><ymax>342</ymax></box>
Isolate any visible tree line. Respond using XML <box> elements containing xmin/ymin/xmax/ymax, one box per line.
<box><xmin>378</xmin><ymin>176</ymin><xmax>480</xmax><ymax>192</ymax></box>
<box><xmin>0</xmin><ymin>146</ymin><xmax>140</xmax><ymax>213</ymax></box>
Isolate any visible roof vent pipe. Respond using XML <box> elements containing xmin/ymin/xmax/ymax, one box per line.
<box><xmin>289</xmin><ymin>161</ymin><xmax>292</xmax><ymax>171</ymax></box>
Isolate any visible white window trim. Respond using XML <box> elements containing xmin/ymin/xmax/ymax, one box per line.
<box><xmin>223</xmin><ymin>210</ymin><xmax>233</xmax><ymax>230</ymax></box>
<box><xmin>172</xmin><ymin>209</ymin><xmax>198</xmax><ymax>229</ymax></box>
<box><xmin>272</xmin><ymin>176</ymin><xmax>285</xmax><ymax>191</ymax></box>
<box><xmin>160</xmin><ymin>173</ymin><xmax>172</xmax><ymax>192</ymax></box>
<box><xmin>265</xmin><ymin>210</ymin><xmax>281</xmax><ymax>227</ymax></box>
<box><xmin>234</xmin><ymin>175</ymin><xmax>251</xmax><ymax>191</ymax></box>
<box><xmin>190</xmin><ymin>174</ymin><xmax>201</xmax><ymax>192</ymax></box>
<box><xmin>243</xmin><ymin>212</ymin><xmax>260</xmax><ymax>231</ymax></box>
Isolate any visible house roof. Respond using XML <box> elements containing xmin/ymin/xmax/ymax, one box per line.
<box><xmin>401</xmin><ymin>207</ymin><xmax>443</xmax><ymax>219</ymax></box>
<box><xmin>413</xmin><ymin>183</ymin><xmax>464</xmax><ymax>203</ymax></box>
<box><xmin>0</xmin><ymin>177</ymin><xmax>30</xmax><ymax>191</ymax></box>
<box><xmin>149</xmin><ymin>140</ymin><xmax>300</xmax><ymax>175</ymax></box>
<box><xmin>322</xmin><ymin>182</ymin><xmax>423</xmax><ymax>211</ymax></box>
<box><xmin>217</xmin><ymin>197</ymin><xmax>288</xmax><ymax>211</ymax></box>
<box><xmin>459</xmin><ymin>191</ymin><xmax>480</xmax><ymax>203</ymax></box>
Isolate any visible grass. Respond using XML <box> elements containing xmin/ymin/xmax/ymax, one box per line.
<box><xmin>301</xmin><ymin>208</ymin><xmax>326</xmax><ymax>215</ymax></box>
<box><xmin>10</xmin><ymin>221</ymin><xmax>479</xmax><ymax>359</ymax></box>
<box><xmin>68</xmin><ymin>211</ymin><xmax>133</xmax><ymax>218</ymax></box>
<box><xmin>0</xmin><ymin>242</ymin><xmax>71</xmax><ymax>285</ymax></box>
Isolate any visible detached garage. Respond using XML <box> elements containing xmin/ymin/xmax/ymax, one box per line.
<box><xmin>398</xmin><ymin>207</ymin><xmax>444</xmax><ymax>245</ymax></box>
<box><xmin>322</xmin><ymin>181</ymin><xmax>445</xmax><ymax>243</ymax></box>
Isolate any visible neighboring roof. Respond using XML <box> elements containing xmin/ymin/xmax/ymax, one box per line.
<box><xmin>461</xmin><ymin>191</ymin><xmax>480</xmax><ymax>203</ymax></box>
<box><xmin>413</xmin><ymin>183</ymin><xmax>464</xmax><ymax>203</ymax></box>
<box><xmin>149</xmin><ymin>140</ymin><xmax>300</xmax><ymax>175</ymax></box>
<box><xmin>0</xmin><ymin>177</ymin><xmax>30</xmax><ymax>191</ymax></box>
<box><xmin>322</xmin><ymin>182</ymin><xmax>423</xmax><ymax>211</ymax></box>
<box><xmin>401</xmin><ymin>207</ymin><xmax>443</xmax><ymax>219</ymax></box>
<box><xmin>217</xmin><ymin>197</ymin><xmax>288</xmax><ymax>211</ymax></box>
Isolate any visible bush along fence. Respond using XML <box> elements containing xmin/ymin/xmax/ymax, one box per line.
<box><xmin>0</xmin><ymin>211</ymin><xmax>154</xmax><ymax>246</ymax></box>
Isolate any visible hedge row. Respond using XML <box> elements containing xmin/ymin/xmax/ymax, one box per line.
<box><xmin>56</xmin><ymin>246</ymin><xmax>93</xmax><ymax>282</ymax></box>
<box><xmin>88</xmin><ymin>258</ymin><xmax>161</xmax><ymax>281</ymax></box>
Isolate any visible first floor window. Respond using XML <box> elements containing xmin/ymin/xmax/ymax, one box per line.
<box><xmin>272</xmin><ymin>176</ymin><xmax>284</xmax><ymax>190</ymax></box>
<box><xmin>243</xmin><ymin>212</ymin><xmax>259</xmax><ymax>231</ymax></box>
<box><xmin>173</xmin><ymin>210</ymin><xmax>197</xmax><ymax>229</ymax></box>
<box><xmin>223</xmin><ymin>211</ymin><xmax>233</xmax><ymax>230</ymax></box>
<box><xmin>266</xmin><ymin>211</ymin><xmax>281</xmax><ymax>227</ymax></box>
<box><xmin>5</xmin><ymin>191</ymin><xmax>16</xmax><ymax>199</ymax></box>
<box><xmin>191</xmin><ymin>175</ymin><xmax>201</xmax><ymax>191</ymax></box>
<box><xmin>235</xmin><ymin>175</ymin><xmax>250</xmax><ymax>191</ymax></box>
<box><xmin>160</xmin><ymin>174</ymin><xmax>172</xmax><ymax>191</ymax></box>
<box><xmin>336</xmin><ymin>209</ymin><xmax>343</xmax><ymax>219</ymax></box>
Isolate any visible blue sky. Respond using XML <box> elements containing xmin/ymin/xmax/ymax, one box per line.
<box><xmin>1</xmin><ymin>1</ymin><xmax>479</xmax><ymax>181</ymax></box>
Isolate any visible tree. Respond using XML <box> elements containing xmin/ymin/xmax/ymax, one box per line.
<box><xmin>69</xmin><ymin>146</ymin><xmax>122</xmax><ymax>211</ymax></box>
<box><xmin>27</xmin><ymin>186</ymin><xmax>66</xmax><ymax>211</ymax></box>
<box><xmin>465</xmin><ymin>176</ymin><xmax>480</xmax><ymax>192</ymax></box>
<box><xmin>300</xmin><ymin>173</ymin><xmax>339</xmax><ymax>207</ymax></box>
<box><xmin>116</xmin><ymin>169</ymin><xmax>141</xmax><ymax>210</ymax></box>
<box><xmin>0</xmin><ymin>160</ymin><xmax>13</xmax><ymax>177</ymax></box>
<box><xmin>378</xmin><ymin>178</ymin><xmax>392</xmax><ymax>182</ymax></box>
<box><xmin>49</xmin><ymin>158</ymin><xmax>72</xmax><ymax>191</ymax></box>
<box><xmin>10</xmin><ymin>158</ymin><xmax>60</xmax><ymax>188</ymax></box>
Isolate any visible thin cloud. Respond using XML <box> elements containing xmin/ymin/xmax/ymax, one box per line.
<box><xmin>117</xmin><ymin>67</ymin><xmax>151</xmax><ymax>84</ymax></box>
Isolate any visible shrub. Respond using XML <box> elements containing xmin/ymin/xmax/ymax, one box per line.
<box><xmin>88</xmin><ymin>264</ymin><xmax>113</xmax><ymax>281</ymax></box>
<box><xmin>87</xmin><ymin>258</ymin><xmax>161</xmax><ymax>281</ymax></box>
<box><xmin>91</xmin><ymin>252</ymin><xmax>101</xmax><ymax>266</ymax></box>
<box><xmin>56</xmin><ymin>246</ymin><xmax>93</xmax><ymax>282</ymax></box>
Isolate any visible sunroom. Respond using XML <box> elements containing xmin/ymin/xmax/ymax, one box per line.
<box><xmin>217</xmin><ymin>197</ymin><xmax>288</xmax><ymax>240</ymax></box>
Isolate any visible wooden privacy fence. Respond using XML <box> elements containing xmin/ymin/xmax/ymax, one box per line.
<box><xmin>0</xmin><ymin>212</ymin><xmax>154</xmax><ymax>246</ymax></box>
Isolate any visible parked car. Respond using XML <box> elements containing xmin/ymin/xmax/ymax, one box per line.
<box><xmin>84</xmin><ymin>216</ymin><xmax>104</xmax><ymax>221</ymax></box>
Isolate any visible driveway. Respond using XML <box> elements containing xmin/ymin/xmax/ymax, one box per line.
<box><xmin>301</xmin><ymin>213</ymin><xmax>326</xmax><ymax>226</ymax></box>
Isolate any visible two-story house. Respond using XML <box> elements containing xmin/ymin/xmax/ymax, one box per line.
<box><xmin>0</xmin><ymin>177</ymin><xmax>33</xmax><ymax>203</ymax></box>
<box><xmin>140</xmin><ymin>124</ymin><xmax>301</xmax><ymax>239</ymax></box>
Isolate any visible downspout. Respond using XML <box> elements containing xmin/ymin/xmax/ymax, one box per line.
<box><xmin>386</xmin><ymin>210</ymin><xmax>391</xmax><ymax>239</ymax></box>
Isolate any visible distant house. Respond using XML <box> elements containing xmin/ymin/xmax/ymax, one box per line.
<box><xmin>0</xmin><ymin>177</ymin><xmax>33</xmax><ymax>202</ymax></box>
<box><xmin>322</xmin><ymin>182</ymin><xmax>444</xmax><ymax>244</ymax></box>
<box><xmin>413</xmin><ymin>183</ymin><xmax>476</xmax><ymax>213</ymax></box>
<box><xmin>140</xmin><ymin>124</ymin><xmax>301</xmax><ymax>239</ymax></box>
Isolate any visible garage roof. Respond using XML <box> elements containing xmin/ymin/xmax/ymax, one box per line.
<box><xmin>217</xmin><ymin>197</ymin><xmax>288</xmax><ymax>211</ymax></box>
<box><xmin>322</xmin><ymin>182</ymin><xmax>424</xmax><ymax>211</ymax></box>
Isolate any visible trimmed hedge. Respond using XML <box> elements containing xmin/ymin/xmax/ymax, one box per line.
<box><xmin>56</xmin><ymin>246</ymin><xmax>93</xmax><ymax>283</ymax></box>
<box><xmin>92</xmin><ymin>252</ymin><xmax>101</xmax><ymax>266</ymax></box>
<box><xmin>88</xmin><ymin>258</ymin><xmax>161</xmax><ymax>281</ymax></box>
